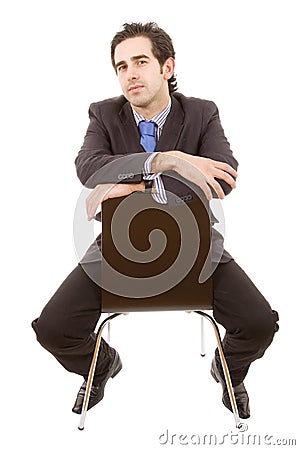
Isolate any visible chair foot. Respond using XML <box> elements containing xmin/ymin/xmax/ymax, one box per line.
<box><xmin>237</xmin><ymin>422</ymin><xmax>248</xmax><ymax>432</ymax></box>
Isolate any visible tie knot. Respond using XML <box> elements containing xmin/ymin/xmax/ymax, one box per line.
<box><xmin>138</xmin><ymin>120</ymin><xmax>156</xmax><ymax>137</ymax></box>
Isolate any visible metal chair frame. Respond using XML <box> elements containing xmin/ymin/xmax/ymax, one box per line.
<box><xmin>78</xmin><ymin>310</ymin><xmax>247</xmax><ymax>432</ymax></box>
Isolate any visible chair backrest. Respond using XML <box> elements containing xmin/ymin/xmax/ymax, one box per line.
<box><xmin>101</xmin><ymin>191</ymin><xmax>213</xmax><ymax>312</ymax></box>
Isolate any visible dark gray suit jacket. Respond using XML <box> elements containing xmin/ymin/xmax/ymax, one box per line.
<box><xmin>75</xmin><ymin>92</ymin><xmax>238</xmax><ymax>263</ymax></box>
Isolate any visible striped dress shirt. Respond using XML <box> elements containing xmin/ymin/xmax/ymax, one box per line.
<box><xmin>132</xmin><ymin>100</ymin><xmax>171</xmax><ymax>204</ymax></box>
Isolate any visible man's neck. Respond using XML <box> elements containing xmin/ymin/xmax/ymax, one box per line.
<box><xmin>131</xmin><ymin>96</ymin><xmax>171</xmax><ymax>120</ymax></box>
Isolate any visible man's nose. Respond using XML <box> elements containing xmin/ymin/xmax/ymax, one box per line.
<box><xmin>127</xmin><ymin>65</ymin><xmax>138</xmax><ymax>80</ymax></box>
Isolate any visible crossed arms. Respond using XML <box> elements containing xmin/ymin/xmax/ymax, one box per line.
<box><xmin>85</xmin><ymin>153</ymin><xmax>237</xmax><ymax>220</ymax></box>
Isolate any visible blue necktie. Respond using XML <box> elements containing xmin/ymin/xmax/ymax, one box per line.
<box><xmin>138</xmin><ymin>120</ymin><xmax>156</xmax><ymax>152</ymax></box>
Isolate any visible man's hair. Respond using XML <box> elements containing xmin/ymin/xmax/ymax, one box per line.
<box><xmin>111</xmin><ymin>22</ymin><xmax>177</xmax><ymax>94</ymax></box>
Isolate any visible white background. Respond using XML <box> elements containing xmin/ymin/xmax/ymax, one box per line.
<box><xmin>1</xmin><ymin>0</ymin><xmax>299</xmax><ymax>448</ymax></box>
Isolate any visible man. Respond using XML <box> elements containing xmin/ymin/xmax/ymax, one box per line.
<box><xmin>32</xmin><ymin>22</ymin><xmax>279</xmax><ymax>420</ymax></box>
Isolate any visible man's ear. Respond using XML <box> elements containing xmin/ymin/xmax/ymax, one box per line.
<box><xmin>163</xmin><ymin>57</ymin><xmax>175</xmax><ymax>80</ymax></box>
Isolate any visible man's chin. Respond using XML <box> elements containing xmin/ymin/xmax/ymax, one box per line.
<box><xmin>130</xmin><ymin>98</ymin><xmax>150</xmax><ymax>109</ymax></box>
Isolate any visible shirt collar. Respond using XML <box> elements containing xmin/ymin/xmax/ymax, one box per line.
<box><xmin>132</xmin><ymin>99</ymin><xmax>172</xmax><ymax>129</ymax></box>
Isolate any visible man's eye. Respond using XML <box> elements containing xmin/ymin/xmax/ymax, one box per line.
<box><xmin>118</xmin><ymin>65</ymin><xmax>126</xmax><ymax>72</ymax></box>
<box><xmin>138</xmin><ymin>60</ymin><xmax>147</xmax><ymax>65</ymax></box>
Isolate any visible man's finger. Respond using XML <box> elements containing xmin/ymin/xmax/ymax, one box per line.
<box><xmin>214</xmin><ymin>161</ymin><xmax>238</xmax><ymax>178</ymax></box>
<box><xmin>86</xmin><ymin>194</ymin><xmax>99</xmax><ymax>220</ymax></box>
<box><xmin>208</xmin><ymin>178</ymin><xmax>225</xmax><ymax>199</ymax></box>
<box><xmin>87</xmin><ymin>199</ymin><xmax>96</xmax><ymax>220</ymax></box>
<box><xmin>214</xmin><ymin>168</ymin><xmax>237</xmax><ymax>188</ymax></box>
<box><xmin>200</xmin><ymin>181</ymin><xmax>213</xmax><ymax>201</ymax></box>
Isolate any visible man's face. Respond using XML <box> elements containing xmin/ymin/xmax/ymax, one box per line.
<box><xmin>114</xmin><ymin>36</ymin><xmax>174</xmax><ymax>113</ymax></box>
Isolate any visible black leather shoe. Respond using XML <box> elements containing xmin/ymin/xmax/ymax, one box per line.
<box><xmin>72</xmin><ymin>351</ymin><xmax>122</xmax><ymax>414</ymax></box>
<box><xmin>211</xmin><ymin>357</ymin><xmax>250</xmax><ymax>419</ymax></box>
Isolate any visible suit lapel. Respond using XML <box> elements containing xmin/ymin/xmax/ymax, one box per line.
<box><xmin>119</xmin><ymin>102</ymin><xmax>143</xmax><ymax>153</ymax></box>
<box><xmin>156</xmin><ymin>96</ymin><xmax>184</xmax><ymax>152</ymax></box>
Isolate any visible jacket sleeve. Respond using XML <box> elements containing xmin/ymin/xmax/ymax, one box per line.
<box><xmin>75</xmin><ymin>102</ymin><xmax>149</xmax><ymax>188</ymax></box>
<box><xmin>199</xmin><ymin>101</ymin><xmax>238</xmax><ymax>196</ymax></box>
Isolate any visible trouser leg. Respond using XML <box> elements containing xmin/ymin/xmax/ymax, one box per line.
<box><xmin>31</xmin><ymin>262</ymin><xmax>114</xmax><ymax>380</ymax></box>
<box><xmin>212</xmin><ymin>260</ymin><xmax>279</xmax><ymax>386</ymax></box>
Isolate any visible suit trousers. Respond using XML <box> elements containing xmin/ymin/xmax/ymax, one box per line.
<box><xmin>31</xmin><ymin>259</ymin><xmax>279</xmax><ymax>387</ymax></box>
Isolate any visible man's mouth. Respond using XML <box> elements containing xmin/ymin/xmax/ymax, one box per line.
<box><xmin>128</xmin><ymin>85</ymin><xmax>144</xmax><ymax>93</ymax></box>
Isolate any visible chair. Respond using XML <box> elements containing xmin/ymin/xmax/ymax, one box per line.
<box><xmin>78</xmin><ymin>190</ymin><xmax>247</xmax><ymax>431</ymax></box>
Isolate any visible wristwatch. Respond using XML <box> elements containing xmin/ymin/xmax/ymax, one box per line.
<box><xmin>143</xmin><ymin>179</ymin><xmax>153</xmax><ymax>193</ymax></box>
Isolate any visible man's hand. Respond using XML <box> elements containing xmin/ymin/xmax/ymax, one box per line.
<box><xmin>86</xmin><ymin>182</ymin><xmax>145</xmax><ymax>221</ymax></box>
<box><xmin>152</xmin><ymin>151</ymin><xmax>238</xmax><ymax>199</ymax></box>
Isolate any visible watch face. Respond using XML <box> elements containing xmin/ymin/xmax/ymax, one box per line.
<box><xmin>144</xmin><ymin>179</ymin><xmax>153</xmax><ymax>190</ymax></box>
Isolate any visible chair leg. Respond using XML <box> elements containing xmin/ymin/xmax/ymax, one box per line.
<box><xmin>107</xmin><ymin>313</ymin><xmax>111</xmax><ymax>344</ymax></box>
<box><xmin>194</xmin><ymin>311</ymin><xmax>247</xmax><ymax>431</ymax></box>
<box><xmin>200</xmin><ymin>316</ymin><xmax>205</xmax><ymax>357</ymax></box>
<box><xmin>78</xmin><ymin>312</ymin><xmax>123</xmax><ymax>431</ymax></box>
<box><xmin>185</xmin><ymin>311</ymin><xmax>205</xmax><ymax>357</ymax></box>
